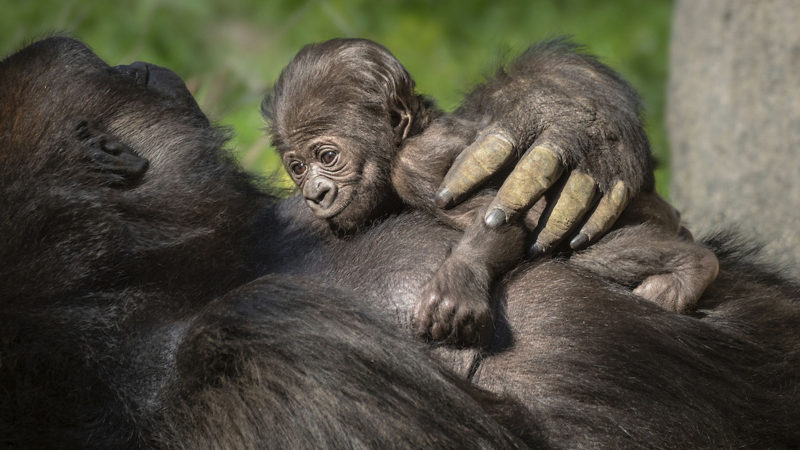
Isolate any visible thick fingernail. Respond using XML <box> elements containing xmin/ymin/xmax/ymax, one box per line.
<box><xmin>570</xmin><ymin>233</ymin><xmax>589</xmax><ymax>250</ymax></box>
<box><xmin>485</xmin><ymin>209</ymin><xmax>506</xmax><ymax>228</ymax></box>
<box><xmin>528</xmin><ymin>241</ymin><xmax>544</xmax><ymax>257</ymax></box>
<box><xmin>435</xmin><ymin>188</ymin><xmax>454</xmax><ymax>209</ymax></box>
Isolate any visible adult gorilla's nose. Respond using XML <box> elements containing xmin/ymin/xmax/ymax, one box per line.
<box><xmin>114</xmin><ymin>62</ymin><xmax>205</xmax><ymax>118</ymax></box>
<box><xmin>303</xmin><ymin>176</ymin><xmax>338</xmax><ymax>211</ymax></box>
<box><xmin>115</xmin><ymin>61</ymin><xmax>150</xmax><ymax>87</ymax></box>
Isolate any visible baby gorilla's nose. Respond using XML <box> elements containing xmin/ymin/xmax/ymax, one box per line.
<box><xmin>303</xmin><ymin>176</ymin><xmax>338</xmax><ymax>210</ymax></box>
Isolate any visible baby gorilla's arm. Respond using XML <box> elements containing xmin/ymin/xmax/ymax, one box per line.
<box><xmin>411</xmin><ymin>197</ymin><xmax>528</xmax><ymax>345</ymax></box>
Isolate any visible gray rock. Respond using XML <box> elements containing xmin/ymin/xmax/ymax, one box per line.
<box><xmin>668</xmin><ymin>0</ymin><xmax>800</xmax><ymax>272</ymax></box>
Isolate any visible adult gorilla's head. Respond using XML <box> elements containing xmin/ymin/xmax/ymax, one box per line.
<box><xmin>0</xmin><ymin>37</ymin><xmax>266</xmax><ymax>303</ymax></box>
<box><xmin>0</xmin><ymin>38</ymin><xmax>269</xmax><ymax>444</ymax></box>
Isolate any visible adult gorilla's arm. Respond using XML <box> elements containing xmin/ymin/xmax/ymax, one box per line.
<box><xmin>439</xmin><ymin>40</ymin><xmax>651</xmax><ymax>253</ymax></box>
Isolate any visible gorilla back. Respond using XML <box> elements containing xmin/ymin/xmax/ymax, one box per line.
<box><xmin>0</xmin><ymin>38</ymin><xmax>534</xmax><ymax>448</ymax></box>
<box><xmin>261</xmin><ymin>200</ymin><xmax>800</xmax><ymax>448</ymax></box>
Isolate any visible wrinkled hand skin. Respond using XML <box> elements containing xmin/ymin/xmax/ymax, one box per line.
<box><xmin>437</xmin><ymin>40</ymin><xmax>653</xmax><ymax>252</ymax></box>
<box><xmin>443</xmin><ymin>132</ymin><xmax>634</xmax><ymax>257</ymax></box>
<box><xmin>435</xmin><ymin>130</ymin><xmax>518</xmax><ymax>210</ymax></box>
<box><xmin>412</xmin><ymin>252</ymin><xmax>495</xmax><ymax>347</ymax></box>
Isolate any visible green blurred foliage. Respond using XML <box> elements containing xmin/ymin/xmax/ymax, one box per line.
<box><xmin>1</xmin><ymin>0</ymin><xmax>673</xmax><ymax>195</ymax></box>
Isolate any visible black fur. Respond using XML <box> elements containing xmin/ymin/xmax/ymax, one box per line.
<box><xmin>264</xmin><ymin>38</ymin><xmax>716</xmax><ymax>345</ymax></box>
<box><xmin>0</xmin><ymin>37</ymin><xmax>534</xmax><ymax>448</ymax></box>
<box><xmin>3</xmin><ymin>37</ymin><xmax>800</xmax><ymax>449</ymax></box>
<box><xmin>255</xmin><ymin>204</ymin><xmax>800</xmax><ymax>448</ymax></box>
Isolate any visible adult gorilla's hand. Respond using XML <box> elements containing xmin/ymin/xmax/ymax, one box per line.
<box><xmin>435</xmin><ymin>40</ymin><xmax>650</xmax><ymax>255</ymax></box>
<box><xmin>437</xmin><ymin>131</ymin><xmax>633</xmax><ymax>255</ymax></box>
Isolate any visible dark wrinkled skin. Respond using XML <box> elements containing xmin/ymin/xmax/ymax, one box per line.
<box><xmin>2</xmin><ymin>38</ymin><xmax>800</xmax><ymax>449</ymax></box>
<box><xmin>265</xmin><ymin>39</ymin><xmax>718</xmax><ymax>346</ymax></box>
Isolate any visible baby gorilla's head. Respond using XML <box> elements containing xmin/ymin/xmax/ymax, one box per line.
<box><xmin>264</xmin><ymin>38</ymin><xmax>424</xmax><ymax>232</ymax></box>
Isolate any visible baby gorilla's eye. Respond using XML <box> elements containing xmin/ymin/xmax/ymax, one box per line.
<box><xmin>290</xmin><ymin>161</ymin><xmax>307</xmax><ymax>176</ymax></box>
<box><xmin>320</xmin><ymin>149</ymin><xmax>337</xmax><ymax>165</ymax></box>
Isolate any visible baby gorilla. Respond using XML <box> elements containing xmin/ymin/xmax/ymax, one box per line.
<box><xmin>264</xmin><ymin>38</ymin><xmax>718</xmax><ymax>346</ymax></box>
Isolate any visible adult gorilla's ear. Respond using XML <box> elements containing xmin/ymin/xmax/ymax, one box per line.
<box><xmin>76</xmin><ymin>121</ymin><xmax>149</xmax><ymax>187</ymax></box>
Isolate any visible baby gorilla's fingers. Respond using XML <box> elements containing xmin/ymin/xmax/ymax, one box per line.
<box><xmin>484</xmin><ymin>145</ymin><xmax>564</xmax><ymax>228</ymax></box>
<box><xmin>569</xmin><ymin>180</ymin><xmax>632</xmax><ymax>250</ymax></box>
<box><xmin>435</xmin><ymin>130</ymin><xmax>515</xmax><ymax>209</ymax></box>
<box><xmin>412</xmin><ymin>253</ymin><xmax>494</xmax><ymax>347</ymax></box>
<box><xmin>529</xmin><ymin>171</ymin><xmax>596</xmax><ymax>256</ymax></box>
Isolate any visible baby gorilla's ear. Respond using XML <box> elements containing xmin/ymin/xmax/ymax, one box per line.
<box><xmin>390</xmin><ymin>95</ymin><xmax>413</xmax><ymax>145</ymax></box>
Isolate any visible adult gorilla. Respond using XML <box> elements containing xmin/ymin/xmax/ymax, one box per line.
<box><xmin>2</xmin><ymin>37</ymin><xmax>800</xmax><ymax>449</ymax></box>
<box><xmin>0</xmin><ymin>38</ymin><xmax>539</xmax><ymax>448</ymax></box>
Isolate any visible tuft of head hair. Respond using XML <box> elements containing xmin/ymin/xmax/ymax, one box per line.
<box><xmin>262</xmin><ymin>38</ymin><xmax>424</xmax><ymax>150</ymax></box>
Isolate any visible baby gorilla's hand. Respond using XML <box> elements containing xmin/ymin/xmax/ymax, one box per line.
<box><xmin>412</xmin><ymin>253</ymin><xmax>494</xmax><ymax>347</ymax></box>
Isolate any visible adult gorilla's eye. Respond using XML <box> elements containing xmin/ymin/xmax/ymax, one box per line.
<box><xmin>320</xmin><ymin>150</ymin><xmax>337</xmax><ymax>165</ymax></box>
<box><xmin>290</xmin><ymin>161</ymin><xmax>307</xmax><ymax>176</ymax></box>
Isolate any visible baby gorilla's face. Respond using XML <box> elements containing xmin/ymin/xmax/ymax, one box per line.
<box><xmin>281</xmin><ymin>133</ymin><xmax>396</xmax><ymax>232</ymax></box>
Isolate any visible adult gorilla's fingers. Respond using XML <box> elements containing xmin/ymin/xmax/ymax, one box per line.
<box><xmin>569</xmin><ymin>180</ymin><xmax>632</xmax><ymax>250</ymax></box>
<box><xmin>529</xmin><ymin>171</ymin><xmax>596</xmax><ymax>256</ymax></box>
<box><xmin>483</xmin><ymin>146</ymin><xmax>563</xmax><ymax>228</ymax></box>
<box><xmin>435</xmin><ymin>132</ymin><xmax>515</xmax><ymax>209</ymax></box>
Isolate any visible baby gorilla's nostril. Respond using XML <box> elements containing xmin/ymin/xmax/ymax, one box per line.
<box><xmin>303</xmin><ymin>176</ymin><xmax>338</xmax><ymax>209</ymax></box>
<box><xmin>311</xmin><ymin>181</ymin><xmax>330</xmax><ymax>203</ymax></box>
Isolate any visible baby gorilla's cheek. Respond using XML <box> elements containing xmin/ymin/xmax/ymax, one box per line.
<box><xmin>327</xmin><ymin>168</ymin><xmax>395</xmax><ymax>232</ymax></box>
